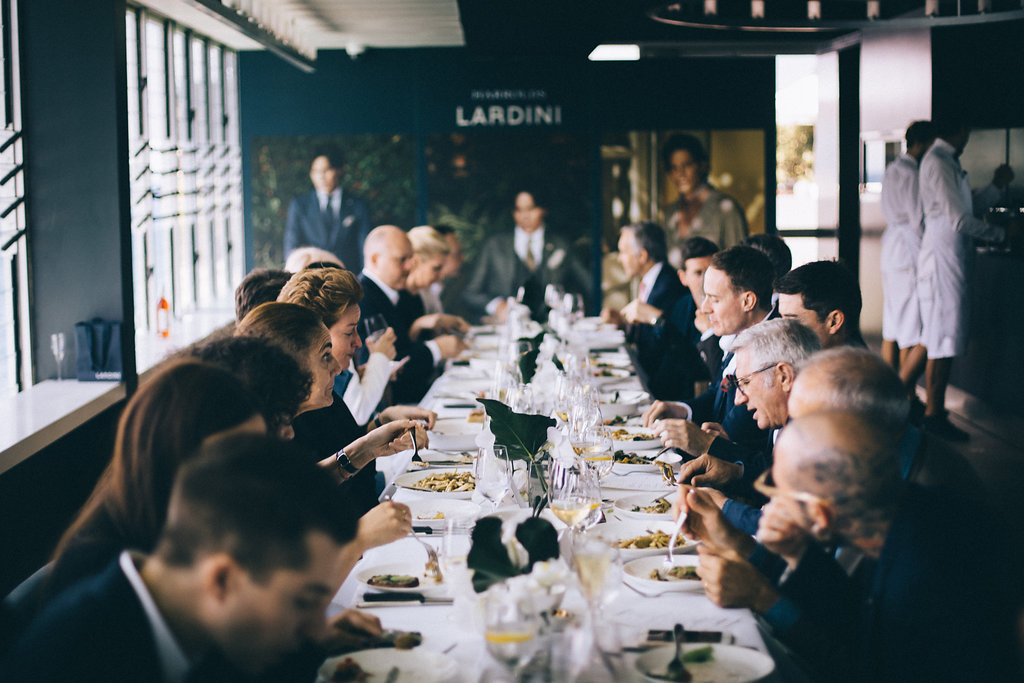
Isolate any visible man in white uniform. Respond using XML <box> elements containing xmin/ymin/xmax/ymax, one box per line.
<box><xmin>880</xmin><ymin>121</ymin><xmax>935</xmax><ymax>404</ymax></box>
<box><xmin>917</xmin><ymin>121</ymin><xmax>1008</xmax><ymax>441</ymax></box>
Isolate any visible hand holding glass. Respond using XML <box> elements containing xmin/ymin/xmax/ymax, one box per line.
<box><xmin>361</xmin><ymin>314</ymin><xmax>388</xmax><ymax>343</ymax></box>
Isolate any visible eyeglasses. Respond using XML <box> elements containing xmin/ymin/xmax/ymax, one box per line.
<box><xmin>752</xmin><ymin>469</ymin><xmax>828</xmax><ymax>507</ymax></box>
<box><xmin>724</xmin><ymin>363</ymin><xmax>778</xmax><ymax>398</ymax></box>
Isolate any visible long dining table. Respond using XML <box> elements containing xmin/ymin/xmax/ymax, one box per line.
<box><xmin>323</xmin><ymin>322</ymin><xmax>801</xmax><ymax>683</ymax></box>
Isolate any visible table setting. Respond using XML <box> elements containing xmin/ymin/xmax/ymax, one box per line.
<box><xmin>329</xmin><ymin>295</ymin><xmax>782</xmax><ymax>682</ymax></box>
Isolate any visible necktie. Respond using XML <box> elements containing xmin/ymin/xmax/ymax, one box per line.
<box><xmin>321</xmin><ymin>197</ymin><xmax>333</xmax><ymax>230</ymax></box>
<box><xmin>524</xmin><ymin>240</ymin><xmax>537</xmax><ymax>271</ymax></box>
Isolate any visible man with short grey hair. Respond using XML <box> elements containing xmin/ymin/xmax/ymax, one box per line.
<box><xmin>675</xmin><ymin>318</ymin><xmax>819</xmax><ymax>531</ymax></box>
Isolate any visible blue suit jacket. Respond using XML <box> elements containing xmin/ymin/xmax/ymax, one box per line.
<box><xmin>357</xmin><ymin>275</ymin><xmax>435</xmax><ymax>404</ymax></box>
<box><xmin>2</xmin><ymin>559</ymin><xmax>250</xmax><ymax>682</ymax></box>
<box><xmin>630</xmin><ymin>265</ymin><xmax>701</xmax><ymax>401</ymax></box>
<box><xmin>284</xmin><ymin>190</ymin><xmax>371</xmax><ymax>272</ymax></box>
<box><xmin>775</xmin><ymin>485</ymin><xmax>1020</xmax><ymax>682</ymax></box>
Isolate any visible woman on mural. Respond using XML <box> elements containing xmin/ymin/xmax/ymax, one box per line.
<box><xmin>661</xmin><ymin>134</ymin><xmax>749</xmax><ymax>266</ymax></box>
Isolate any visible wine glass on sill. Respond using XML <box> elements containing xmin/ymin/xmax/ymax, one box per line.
<box><xmin>50</xmin><ymin>332</ymin><xmax>66</xmax><ymax>382</ymax></box>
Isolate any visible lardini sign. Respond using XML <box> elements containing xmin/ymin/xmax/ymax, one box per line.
<box><xmin>456</xmin><ymin>89</ymin><xmax>563</xmax><ymax>128</ymax></box>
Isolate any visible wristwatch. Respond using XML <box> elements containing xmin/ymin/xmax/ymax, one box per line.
<box><xmin>335</xmin><ymin>450</ymin><xmax>358</xmax><ymax>474</ymax></box>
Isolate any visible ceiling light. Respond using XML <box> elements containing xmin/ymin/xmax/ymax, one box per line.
<box><xmin>588</xmin><ymin>44</ymin><xmax>641</xmax><ymax>61</ymax></box>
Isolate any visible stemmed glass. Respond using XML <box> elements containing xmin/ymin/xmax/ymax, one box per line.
<box><xmin>568</xmin><ymin>386</ymin><xmax>602</xmax><ymax>441</ymax></box>
<box><xmin>548</xmin><ymin>458</ymin><xmax>601</xmax><ymax>542</ymax></box>
<box><xmin>474</xmin><ymin>445</ymin><xmax>512</xmax><ymax>511</ymax></box>
<box><xmin>483</xmin><ymin>583</ymin><xmax>541</xmax><ymax>680</ymax></box>
<box><xmin>50</xmin><ymin>333</ymin><xmax>66</xmax><ymax>381</ymax></box>
<box><xmin>570</xmin><ymin>425</ymin><xmax>614</xmax><ymax>479</ymax></box>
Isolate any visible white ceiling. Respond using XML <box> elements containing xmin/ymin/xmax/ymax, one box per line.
<box><xmin>141</xmin><ymin>0</ymin><xmax>464</xmax><ymax>59</ymax></box>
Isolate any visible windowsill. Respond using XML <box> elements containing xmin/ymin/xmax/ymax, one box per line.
<box><xmin>134</xmin><ymin>305</ymin><xmax>236</xmax><ymax>377</ymax></box>
<box><xmin>0</xmin><ymin>305</ymin><xmax>236</xmax><ymax>477</ymax></box>
<box><xmin>0</xmin><ymin>379</ymin><xmax>125</xmax><ymax>475</ymax></box>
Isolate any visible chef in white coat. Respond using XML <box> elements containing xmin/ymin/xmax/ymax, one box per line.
<box><xmin>917</xmin><ymin>121</ymin><xmax>1008</xmax><ymax>441</ymax></box>
<box><xmin>881</xmin><ymin>121</ymin><xmax>935</xmax><ymax>398</ymax></box>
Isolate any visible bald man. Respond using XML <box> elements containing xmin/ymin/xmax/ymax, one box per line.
<box><xmin>681</xmin><ymin>411</ymin><xmax>1019</xmax><ymax>682</ymax></box>
<box><xmin>358</xmin><ymin>226</ymin><xmax>465</xmax><ymax>403</ymax></box>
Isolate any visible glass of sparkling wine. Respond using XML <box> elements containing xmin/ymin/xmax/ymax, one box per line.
<box><xmin>572</xmin><ymin>535</ymin><xmax>623</xmax><ymax>618</ymax></box>
<box><xmin>483</xmin><ymin>584</ymin><xmax>541</xmax><ymax>678</ymax></box>
<box><xmin>571</xmin><ymin>426</ymin><xmax>614</xmax><ymax>479</ymax></box>
<box><xmin>548</xmin><ymin>458</ymin><xmax>601</xmax><ymax>541</ymax></box>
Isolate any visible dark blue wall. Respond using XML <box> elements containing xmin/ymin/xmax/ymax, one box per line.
<box><xmin>238</xmin><ymin>47</ymin><xmax>776</xmax><ymax>269</ymax></box>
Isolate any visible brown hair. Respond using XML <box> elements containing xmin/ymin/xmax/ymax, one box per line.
<box><xmin>234</xmin><ymin>268</ymin><xmax>291</xmax><ymax>321</ymax></box>
<box><xmin>53</xmin><ymin>361</ymin><xmax>260</xmax><ymax>568</ymax></box>
<box><xmin>235</xmin><ymin>301</ymin><xmax>330</xmax><ymax>363</ymax></box>
<box><xmin>277</xmin><ymin>268</ymin><xmax>363</xmax><ymax>328</ymax></box>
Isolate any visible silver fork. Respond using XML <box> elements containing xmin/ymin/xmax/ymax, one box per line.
<box><xmin>410</xmin><ymin>534</ymin><xmax>444</xmax><ymax>583</ymax></box>
<box><xmin>665</xmin><ymin>504</ymin><xmax>688</xmax><ymax>568</ymax></box>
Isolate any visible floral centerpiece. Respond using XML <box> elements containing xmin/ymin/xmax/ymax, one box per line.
<box><xmin>476</xmin><ymin>398</ymin><xmax>555</xmax><ymax>515</ymax></box>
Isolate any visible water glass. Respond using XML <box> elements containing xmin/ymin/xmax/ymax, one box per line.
<box><xmin>483</xmin><ymin>584</ymin><xmax>541</xmax><ymax>677</ymax></box>
<box><xmin>360</xmin><ymin>314</ymin><xmax>388</xmax><ymax>343</ymax></box>
<box><xmin>474</xmin><ymin>445</ymin><xmax>511</xmax><ymax>510</ymax></box>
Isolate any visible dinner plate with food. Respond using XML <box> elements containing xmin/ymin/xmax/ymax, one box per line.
<box><xmin>318</xmin><ymin>647</ymin><xmax>462</xmax><ymax>683</ymax></box>
<box><xmin>590</xmin><ymin>366</ymin><xmax>633</xmax><ymax>385</ymax></box>
<box><xmin>634</xmin><ymin>643</ymin><xmax>774</xmax><ymax>683</ymax></box>
<box><xmin>610</xmin><ymin>450</ymin><xmax>660</xmax><ymax>473</ymax></box>
<box><xmin>612</xmin><ymin>492</ymin><xmax>678</xmax><ymax>520</ymax></box>
<box><xmin>405</xmin><ymin>499</ymin><xmax>481</xmax><ymax>530</ymax></box>
<box><xmin>355</xmin><ymin>562</ymin><xmax>447</xmax><ymax>594</ymax></box>
<box><xmin>427</xmin><ymin>417</ymin><xmax>483</xmax><ymax>451</ymax></box>
<box><xmin>622</xmin><ymin>555</ymin><xmax>703</xmax><ymax>593</ymax></box>
<box><xmin>589</xmin><ymin>520</ymin><xmax>697</xmax><ymax>560</ymax></box>
<box><xmin>609</xmin><ymin>427</ymin><xmax>661</xmax><ymax>450</ymax></box>
<box><xmin>393</xmin><ymin>469</ymin><xmax>475</xmax><ymax>499</ymax></box>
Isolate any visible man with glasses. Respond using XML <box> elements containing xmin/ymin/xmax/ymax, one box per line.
<box><xmin>678</xmin><ymin>411</ymin><xmax>1019</xmax><ymax>682</ymax></box>
<box><xmin>680</xmin><ymin>319</ymin><xmax>820</xmax><ymax>531</ymax></box>
<box><xmin>642</xmin><ymin>245</ymin><xmax>776</xmax><ymax>475</ymax></box>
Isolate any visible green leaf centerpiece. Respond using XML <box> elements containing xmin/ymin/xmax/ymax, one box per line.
<box><xmin>477</xmin><ymin>398</ymin><xmax>556</xmax><ymax>516</ymax></box>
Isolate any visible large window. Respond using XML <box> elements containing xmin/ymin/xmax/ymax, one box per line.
<box><xmin>0</xmin><ymin>0</ymin><xmax>27</xmax><ymax>396</ymax></box>
<box><xmin>125</xmin><ymin>6</ymin><xmax>243</xmax><ymax>337</ymax></box>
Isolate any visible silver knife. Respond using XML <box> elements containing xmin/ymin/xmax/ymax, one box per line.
<box><xmin>357</xmin><ymin>597</ymin><xmax>453</xmax><ymax>608</ymax></box>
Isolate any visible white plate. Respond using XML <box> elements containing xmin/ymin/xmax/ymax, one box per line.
<box><xmin>428</xmin><ymin>417</ymin><xmax>483</xmax><ymax>451</ymax></box>
<box><xmin>593</xmin><ymin>354</ymin><xmax>633</xmax><ymax>369</ymax></box>
<box><xmin>394</xmin><ymin>468</ymin><xmax>475</xmax><ymax>499</ymax></box>
<box><xmin>599</xmin><ymin>390</ymin><xmax>648</xmax><ymax>418</ymax></box>
<box><xmin>589</xmin><ymin>520</ymin><xmax>697</xmax><ymax>560</ymax></box>
<box><xmin>318</xmin><ymin>648</ymin><xmax>460</xmax><ymax>683</ymax></box>
<box><xmin>590</xmin><ymin>366</ymin><xmax>633</xmax><ymax>385</ymax></box>
<box><xmin>613</xmin><ymin>492</ymin><xmax>678</xmax><ymax>520</ymax></box>
<box><xmin>406</xmin><ymin>499</ymin><xmax>481</xmax><ymax>530</ymax></box>
<box><xmin>414</xmin><ymin>449</ymin><xmax>475</xmax><ymax>464</ymax></box>
<box><xmin>354</xmin><ymin>561</ymin><xmax>447</xmax><ymax>594</ymax></box>
<box><xmin>634</xmin><ymin>644</ymin><xmax>775</xmax><ymax>683</ymax></box>
<box><xmin>623</xmin><ymin>555</ymin><xmax>703</xmax><ymax>593</ymax></box>
<box><xmin>610</xmin><ymin>427</ymin><xmax>661</xmax><ymax>449</ymax></box>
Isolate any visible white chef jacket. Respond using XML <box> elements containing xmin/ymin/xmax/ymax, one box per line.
<box><xmin>917</xmin><ymin>139</ymin><xmax>1005</xmax><ymax>358</ymax></box>
<box><xmin>880</xmin><ymin>153</ymin><xmax>924</xmax><ymax>346</ymax></box>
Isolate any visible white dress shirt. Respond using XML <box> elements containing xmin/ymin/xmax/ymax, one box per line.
<box><xmin>119</xmin><ymin>551</ymin><xmax>190</xmax><ymax>683</ymax></box>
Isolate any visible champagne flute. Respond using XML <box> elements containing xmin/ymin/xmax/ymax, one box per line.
<box><xmin>360</xmin><ymin>314</ymin><xmax>388</xmax><ymax>344</ymax></box>
<box><xmin>50</xmin><ymin>332</ymin><xmax>66</xmax><ymax>382</ymax></box>
<box><xmin>548</xmin><ymin>458</ymin><xmax>601</xmax><ymax>541</ymax></box>
<box><xmin>572</xmin><ymin>535</ymin><xmax>623</xmax><ymax>616</ymax></box>
<box><xmin>474</xmin><ymin>445</ymin><xmax>511</xmax><ymax>511</ymax></box>
<box><xmin>483</xmin><ymin>583</ymin><xmax>541</xmax><ymax>679</ymax></box>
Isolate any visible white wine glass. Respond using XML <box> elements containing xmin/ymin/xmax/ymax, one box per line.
<box><xmin>474</xmin><ymin>445</ymin><xmax>511</xmax><ymax>511</ymax></box>
<box><xmin>572</xmin><ymin>535</ymin><xmax>623</xmax><ymax>619</ymax></box>
<box><xmin>483</xmin><ymin>583</ymin><xmax>541</xmax><ymax>679</ymax></box>
<box><xmin>570</xmin><ymin>426</ymin><xmax>614</xmax><ymax>479</ymax></box>
<box><xmin>548</xmin><ymin>458</ymin><xmax>600</xmax><ymax>542</ymax></box>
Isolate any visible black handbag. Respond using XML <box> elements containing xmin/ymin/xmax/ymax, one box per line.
<box><xmin>74</xmin><ymin>318</ymin><xmax>123</xmax><ymax>381</ymax></box>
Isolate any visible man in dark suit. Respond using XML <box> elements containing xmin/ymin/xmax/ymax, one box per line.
<box><xmin>2</xmin><ymin>434</ymin><xmax>360</xmax><ymax>682</ymax></box>
<box><xmin>687</xmin><ymin>412</ymin><xmax>1020</xmax><ymax>683</ymax></box>
<box><xmin>461</xmin><ymin>189</ymin><xmax>590</xmax><ymax>323</ymax></box>
<box><xmin>642</xmin><ymin>245</ymin><xmax>775</xmax><ymax>460</ymax></box>
<box><xmin>284</xmin><ymin>150</ymin><xmax>371</xmax><ymax>272</ymax></box>
<box><xmin>358</xmin><ymin>225</ymin><xmax>466</xmax><ymax>403</ymax></box>
<box><xmin>601</xmin><ymin>222</ymin><xmax>699</xmax><ymax>401</ymax></box>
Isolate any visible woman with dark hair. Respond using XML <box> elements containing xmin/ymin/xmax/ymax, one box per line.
<box><xmin>235</xmin><ymin>300</ymin><xmax>422</xmax><ymax>516</ymax></box>
<box><xmin>188</xmin><ymin>335</ymin><xmax>311</xmax><ymax>439</ymax></box>
<box><xmin>47</xmin><ymin>360</ymin><xmax>266</xmax><ymax>598</ymax></box>
<box><xmin>661</xmin><ymin>133</ymin><xmax>749</xmax><ymax>259</ymax></box>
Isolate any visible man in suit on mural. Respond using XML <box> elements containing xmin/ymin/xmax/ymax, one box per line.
<box><xmin>461</xmin><ymin>188</ymin><xmax>590</xmax><ymax>323</ymax></box>
<box><xmin>284</xmin><ymin>149</ymin><xmax>372</xmax><ymax>272</ymax></box>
